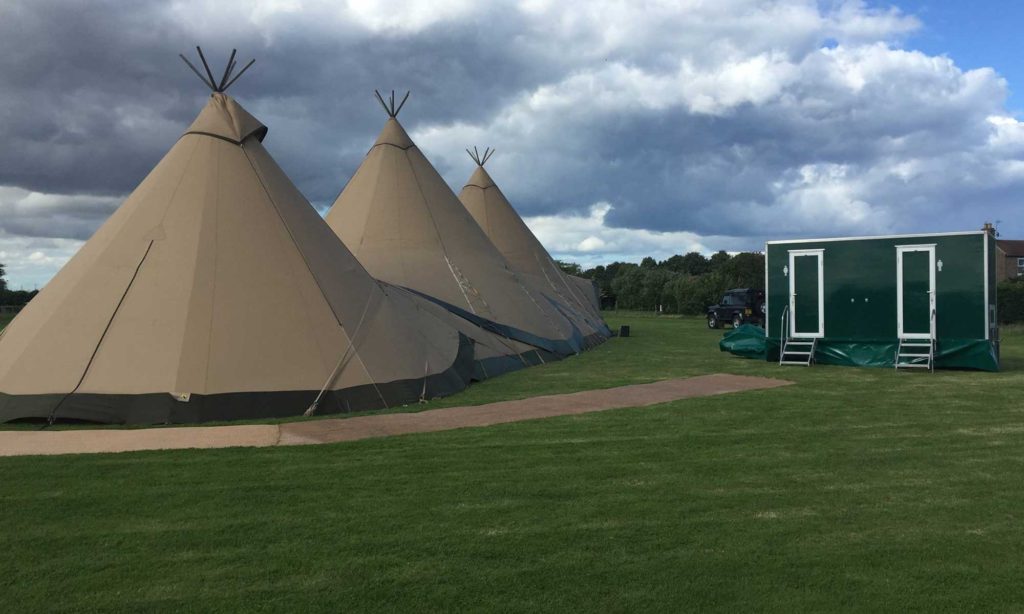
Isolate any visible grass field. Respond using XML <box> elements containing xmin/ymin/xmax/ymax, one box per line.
<box><xmin>0</xmin><ymin>312</ymin><xmax>13</xmax><ymax>330</ymax></box>
<box><xmin>1</xmin><ymin>314</ymin><xmax>1023</xmax><ymax>611</ymax></box>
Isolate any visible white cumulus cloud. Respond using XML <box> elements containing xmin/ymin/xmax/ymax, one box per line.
<box><xmin>0</xmin><ymin>0</ymin><xmax>1022</xmax><ymax>287</ymax></box>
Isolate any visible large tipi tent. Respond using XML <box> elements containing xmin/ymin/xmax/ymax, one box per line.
<box><xmin>567</xmin><ymin>274</ymin><xmax>603</xmax><ymax>313</ymax></box>
<box><xmin>458</xmin><ymin>148</ymin><xmax>610</xmax><ymax>340</ymax></box>
<box><xmin>0</xmin><ymin>51</ymin><xmax>489</xmax><ymax>424</ymax></box>
<box><xmin>325</xmin><ymin>92</ymin><xmax>588</xmax><ymax>358</ymax></box>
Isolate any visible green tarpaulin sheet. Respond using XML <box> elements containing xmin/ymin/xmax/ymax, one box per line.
<box><xmin>719</xmin><ymin>324</ymin><xmax>767</xmax><ymax>359</ymax></box>
<box><xmin>763</xmin><ymin>338</ymin><xmax>999</xmax><ymax>371</ymax></box>
<box><xmin>721</xmin><ymin>325</ymin><xmax>998</xmax><ymax>371</ymax></box>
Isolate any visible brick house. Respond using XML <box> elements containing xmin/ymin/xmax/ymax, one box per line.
<box><xmin>996</xmin><ymin>239</ymin><xmax>1024</xmax><ymax>280</ymax></box>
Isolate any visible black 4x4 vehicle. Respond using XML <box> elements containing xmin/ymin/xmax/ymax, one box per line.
<box><xmin>707</xmin><ymin>288</ymin><xmax>765</xmax><ymax>329</ymax></box>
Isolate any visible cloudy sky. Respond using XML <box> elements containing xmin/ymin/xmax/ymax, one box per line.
<box><xmin>1</xmin><ymin>0</ymin><xmax>1022</xmax><ymax>289</ymax></box>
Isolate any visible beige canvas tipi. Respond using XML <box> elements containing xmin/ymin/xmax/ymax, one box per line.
<box><xmin>458</xmin><ymin>148</ymin><xmax>610</xmax><ymax>341</ymax></box>
<box><xmin>325</xmin><ymin>93</ymin><xmax>588</xmax><ymax>357</ymax></box>
<box><xmin>567</xmin><ymin>273</ymin><xmax>603</xmax><ymax>313</ymax></box>
<box><xmin>0</xmin><ymin>52</ymin><xmax>485</xmax><ymax>424</ymax></box>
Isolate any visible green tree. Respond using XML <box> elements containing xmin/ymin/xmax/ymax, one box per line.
<box><xmin>697</xmin><ymin>273</ymin><xmax>730</xmax><ymax>310</ymax></box>
<box><xmin>586</xmin><ymin>262</ymin><xmax>633</xmax><ymax>303</ymax></box>
<box><xmin>998</xmin><ymin>279</ymin><xmax>1024</xmax><ymax>324</ymax></box>
<box><xmin>609</xmin><ymin>264</ymin><xmax>643</xmax><ymax>309</ymax></box>
<box><xmin>554</xmin><ymin>260</ymin><xmax>582</xmax><ymax>276</ymax></box>
<box><xmin>668</xmin><ymin>273</ymin><xmax>730</xmax><ymax>315</ymax></box>
<box><xmin>583</xmin><ymin>251</ymin><xmax>763</xmax><ymax>313</ymax></box>
<box><xmin>667</xmin><ymin>251</ymin><xmax>708</xmax><ymax>276</ymax></box>
<box><xmin>608</xmin><ymin>267</ymin><xmax>680</xmax><ymax>312</ymax></box>
<box><xmin>660</xmin><ymin>254</ymin><xmax>685</xmax><ymax>272</ymax></box>
<box><xmin>688</xmin><ymin>252</ymin><xmax>710</xmax><ymax>275</ymax></box>
<box><xmin>662</xmin><ymin>276</ymin><xmax>689</xmax><ymax>313</ymax></box>
<box><xmin>603</xmin><ymin>261</ymin><xmax>630</xmax><ymax>280</ymax></box>
<box><xmin>581</xmin><ymin>265</ymin><xmax>602</xmax><ymax>280</ymax></box>
<box><xmin>719</xmin><ymin>252</ymin><xmax>765</xmax><ymax>289</ymax></box>
<box><xmin>583</xmin><ymin>264</ymin><xmax>606</xmax><ymax>295</ymax></box>
<box><xmin>708</xmin><ymin>250</ymin><xmax>732</xmax><ymax>272</ymax></box>
<box><xmin>640</xmin><ymin>268</ymin><xmax>674</xmax><ymax>310</ymax></box>
<box><xmin>0</xmin><ymin>262</ymin><xmax>6</xmax><ymax>294</ymax></box>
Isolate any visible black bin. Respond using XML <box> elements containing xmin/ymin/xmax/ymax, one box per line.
<box><xmin>619</xmin><ymin>325</ymin><xmax>630</xmax><ymax>338</ymax></box>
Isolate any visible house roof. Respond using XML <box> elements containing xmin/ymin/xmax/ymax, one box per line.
<box><xmin>997</xmin><ymin>239</ymin><xmax>1024</xmax><ymax>256</ymax></box>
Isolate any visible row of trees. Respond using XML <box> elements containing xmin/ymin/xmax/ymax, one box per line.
<box><xmin>560</xmin><ymin>251</ymin><xmax>765</xmax><ymax>315</ymax></box>
<box><xmin>561</xmin><ymin>252</ymin><xmax>1024</xmax><ymax>323</ymax></box>
<box><xmin>0</xmin><ymin>264</ymin><xmax>39</xmax><ymax>306</ymax></box>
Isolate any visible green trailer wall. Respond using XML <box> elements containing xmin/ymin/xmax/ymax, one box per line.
<box><xmin>765</xmin><ymin>231</ymin><xmax>999</xmax><ymax>371</ymax></box>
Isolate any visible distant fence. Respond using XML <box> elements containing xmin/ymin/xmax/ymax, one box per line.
<box><xmin>0</xmin><ymin>305</ymin><xmax>24</xmax><ymax>315</ymax></box>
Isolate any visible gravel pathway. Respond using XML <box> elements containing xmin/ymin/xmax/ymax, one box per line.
<box><xmin>0</xmin><ymin>374</ymin><xmax>792</xmax><ymax>457</ymax></box>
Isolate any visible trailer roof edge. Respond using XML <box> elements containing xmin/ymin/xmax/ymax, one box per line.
<box><xmin>765</xmin><ymin>230</ymin><xmax>985</xmax><ymax>245</ymax></box>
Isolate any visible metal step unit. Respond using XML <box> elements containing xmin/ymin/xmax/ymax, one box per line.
<box><xmin>895</xmin><ymin>308</ymin><xmax>936</xmax><ymax>373</ymax></box>
<box><xmin>895</xmin><ymin>339</ymin><xmax>934</xmax><ymax>372</ymax></box>
<box><xmin>780</xmin><ymin>337</ymin><xmax>817</xmax><ymax>366</ymax></box>
<box><xmin>777</xmin><ymin>305</ymin><xmax>817</xmax><ymax>367</ymax></box>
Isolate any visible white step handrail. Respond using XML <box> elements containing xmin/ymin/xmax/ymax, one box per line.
<box><xmin>929</xmin><ymin>307</ymin><xmax>936</xmax><ymax>372</ymax></box>
<box><xmin>779</xmin><ymin>305</ymin><xmax>789</xmax><ymax>366</ymax></box>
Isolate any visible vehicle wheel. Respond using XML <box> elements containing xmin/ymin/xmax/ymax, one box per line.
<box><xmin>707</xmin><ymin>314</ymin><xmax>720</xmax><ymax>329</ymax></box>
<box><xmin>732</xmin><ymin>313</ymin><xmax>743</xmax><ymax>328</ymax></box>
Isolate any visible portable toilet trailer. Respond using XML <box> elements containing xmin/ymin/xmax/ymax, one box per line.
<box><xmin>765</xmin><ymin>230</ymin><xmax>999</xmax><ymax>371</ymax></box>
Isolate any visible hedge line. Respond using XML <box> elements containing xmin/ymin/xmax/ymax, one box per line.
<box><xmin>999</xmin><ymin>280</ymin><xmax>1024</xmax><ymax>324</ymax></box>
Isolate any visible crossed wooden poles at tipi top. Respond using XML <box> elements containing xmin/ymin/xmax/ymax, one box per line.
<box><xmin>180</xmin><ymin>46</ymin><xmax>255</xmax><ymax>93</ymax></box>
<box><xmin>466</xmin><ymin>146</ymin><xmax>495</xmax><ymax>167</ymax></box>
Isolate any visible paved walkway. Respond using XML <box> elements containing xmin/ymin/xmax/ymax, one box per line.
<box><xmin>0</xmin><ymin>374</ymin><xmax>792</xmax><ymax>457</ymax></box>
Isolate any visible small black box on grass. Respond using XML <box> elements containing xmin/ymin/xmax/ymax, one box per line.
<box><xmin>619</xmin><ymin>325</ymin><xmax>630</xmax><ymax>338</ymax></box>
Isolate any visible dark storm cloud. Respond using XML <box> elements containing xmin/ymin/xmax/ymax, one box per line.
<box><xmin>0</xmin><ymin>0</ymin><xmax>1022</xmax><ymax>288</ymax></box>
<box><xmin>0</xmin><ymin>188</ymin><xmax>119</xmax><ymax>239</ymax></box>
<box><xmin>0</xmin><ymin>1</ymin><xmax>203</xmax><ymax>195</ymax></box>
<box><xmin>0</xmin><ymin>0</ymin><xmax>548</xmax><ymax>204</ymax></box>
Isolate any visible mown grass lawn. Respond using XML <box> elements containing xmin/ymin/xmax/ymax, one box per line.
<box><xmin>1</xmin><ymin>313</ymin><xmax>1022</xmax><ymax>612</ymax></box>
